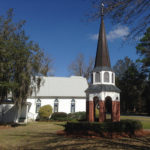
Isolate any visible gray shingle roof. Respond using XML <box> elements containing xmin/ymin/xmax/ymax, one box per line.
<box><xmin>32</xmin><ymin>76</ymin><xmax>88</xmax><ymax>98</ymax></box>
<box><xmin>85</xmin><ymin>84</ymin><xmax>121</xmax><ymax>93</ymax></box>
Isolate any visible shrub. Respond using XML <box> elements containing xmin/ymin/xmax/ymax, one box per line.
<box><xmin>38</xmin><ymin>105</ymin><xmax>52</xmax><ymax>121</ymax></box>
<box><xmin>51</xmin><ymin>112</ymin><xmax>67</xmax><ymax>121</ymax></box>
<box><xmin>67</xmin><ymin>112</ymin><xmax>86</xmax><ymax>121</ymax></box>
<box><xmin>65</xmin><ymin>119</ymin><xmax>143</xmax><ymax>135</ymax></box>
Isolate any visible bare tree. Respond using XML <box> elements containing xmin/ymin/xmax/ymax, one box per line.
<box><xmin>40</xmin><ymin>55</ymin><xmax>54</xmax><ymax>76</ymax></box>
<box><xmin>87</xmin><ymin>0</ymin><xmax>150</xmax><ymax>40</ymax></box>
<box><xmin>84</xmin><ymin>57</ymin><xmax>94</xmax><ymax>80</ymax></box>
<box><xmin>68</xmin><ymin>53</ymin><xmax>94</xmax><ymax>82</ymax></box>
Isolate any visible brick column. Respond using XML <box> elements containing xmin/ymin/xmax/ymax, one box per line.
<box><xmin>112</xmin><ymin>101</ymin><xmax>116</xmax><ymax>122</ymax></box>
<box><xmin>116</xmin><ymin>101</ymin><xmax>120</xmax><ymax>121</ymax></box>
<box><xmin>112</xmin><ymin>101</ymin><xmax>120</xmax><ymax>122</ymax></box>
<box><xmin>86</xmin><ymin>101</ymin><xmax>89</xmax><ymax>121</ymax></box>
<box><xmin>99</xmin><ymin>100</ymin><xmax>105</xmax><ymax>122</ymax></box>
<box><xmin>88</xmin><ymin>101</ymin><xmax>94</xmax><ymax>122</ymax></box>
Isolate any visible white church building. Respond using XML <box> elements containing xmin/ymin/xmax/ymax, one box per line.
<box><xmin>0</xmin><ymin>76</ymin><xmax>88</xmax><ymax>123</ymax></box>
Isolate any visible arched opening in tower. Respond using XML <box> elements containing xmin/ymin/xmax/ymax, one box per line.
<box><xmin>93</xmin><ymin>96</ymin><xmax>99</xmax><ymax>122</ymax></box>
<box><xmin>105</xmin><ymin>96</ymin><xmax>112</xmax><ymax>121</ymax></box>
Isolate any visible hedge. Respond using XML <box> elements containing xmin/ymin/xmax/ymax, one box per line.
<box><xmin>67</xmin><ymin>112</ymin><xmax>86</xmax><ymax>121</ymax></box>
<box><xmin>65</xmin><ymin>120</ymin><xmax>143</xmax><ymax>135</ymax></box>
<box><xmin>51</xmin><ymin>112</ymin><xmax>67</xmax><ymax>121</ymax></box>
<box><xmin>50</xmin><ymin>112</ymin><xmax>86</xmax><ymax>121</ymax></box>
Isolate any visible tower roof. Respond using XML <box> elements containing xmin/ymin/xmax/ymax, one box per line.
<box><xmin>94</xmin><ymin>3</ymin><xmax>111</xmax><ymax>68</ymax></box>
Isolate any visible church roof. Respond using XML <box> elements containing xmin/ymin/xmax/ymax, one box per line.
<box><xmin>85</xmin><ymin>84</ymin><xmax>121</xmax><ymax>93</ymax></box>
<box><xmin>94</xmin><ymin>4</ymin><xmax>111</xmax><ymax>68</ymax></box>
<box><xmin>31</xmin><ymin>76</ymin><xmax>88</xmax><ymax>98</ymax></box>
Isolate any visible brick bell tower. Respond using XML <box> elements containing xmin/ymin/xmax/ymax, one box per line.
<box><xmin>85</xmin><ymin>3</ymin><xmax>121</xmax><ymax>122</ymax></box>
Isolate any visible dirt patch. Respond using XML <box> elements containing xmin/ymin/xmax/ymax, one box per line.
<box><xmin>57</xmin><ymin>130</ymin><xmax>150</xmax><ymax>139</ymax></box>
<box><xmin>135</xmin><ymin>130</ymin><xmax>150</xmax><ymax>136</ymax></box>
<box><xmin>0</xmin><ymin>125</ymin><xmax>12</xmax><ymax>129</ymax></box>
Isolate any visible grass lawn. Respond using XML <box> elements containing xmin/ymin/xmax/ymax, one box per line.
<box><xmin>104</xmin><ymin>115</ymin><xmax>150</xmax><ymax>129</ymax></box>
<box><xmin>120</xmin><ymin>115</ymin><xmax>150</xmax><ymax>130</ymax></box>
<box><xmin>0</xmin><ymin>122</ymin><xmax>64</xmax><ymax>150</ymax></box>
<box><xmin>96</xmin><ymin>114</ymin><xmax>150</xmax><ymax>130</ymax></box>
<box><xmin>0</xmin><ymin>117</ymin><xmax>150</xmax><ymax>150</ymax></box>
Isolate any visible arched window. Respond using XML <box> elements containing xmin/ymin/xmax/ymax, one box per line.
<box><xmin>71</xmin><ymin>99</ymin><xmax>75</xmax><ymax>113</ymax></box>
<box><xmin>95</xmin><ymin>72</ymin><xmax>100</xmax><ymax>82</ymax></box>
<box><xmin>91</xmin><ymin>74</ymin><xmax>93</xmax><ymax>83</ymax></box>
<box><xmin>104</xmin><ymin>72</ymin><xmax>109</xmax><ymax>82</ymax></box>
<box><xmin>54</xmin><ymin>99</ymin><xmax>59</xmax><ymax>112</ymax></box>
<box><xmin>36</xmin><ymin>98</ymin><xmax>41</xmax><ymax>113</ymax></box>
<box><xmin>112</xmin><ymin>73</ymin><xmax>114</xmax><ymax>83</ymax></box>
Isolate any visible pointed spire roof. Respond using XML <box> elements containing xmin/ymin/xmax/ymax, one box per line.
<box><xmin>94</xmin><ymin>3</ymin><xmax>111</xmax><ymax>68</ymax></box>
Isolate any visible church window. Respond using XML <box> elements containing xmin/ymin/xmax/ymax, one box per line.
<box><xmin>95</xmin><ymin>72</ymin><xmax>100</xmax><ymax>82</ymax></box>
<box><xmin>36</xmin><ymin>98</ymin><xmax>41</xmax><ymax>113</ymax></box>
<box><xmin>71</xmin><ymin>99</ymin><xmax>75</xmax><ymax>113</ymax></box>
<box><xmin>54</xmin><ymin>99</ymin><xmax>59</xmax><ymax>112</ymax></box>
<box><xmin>91</xmin><ymin>74</ymin><xmax>93</xmax><ymax>83</ymax></box>
<box><xmin>104</xmin><ymin>72</ymin><xmax>109</xmax><ymax>82</ymax></box>
<box><xmin>112</xmin><ymin>73</ymin><xmax>114</xmax><ymax>83</ymax></box>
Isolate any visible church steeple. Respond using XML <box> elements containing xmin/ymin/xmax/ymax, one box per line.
<box><xmin>94</xmin><ymin>3</ymin><xmax>111</xmax><ymax>68</ymax></box>
<box><xmin>85</xmin><ymin>3</ymin><xmax>121</xmax><ymax>123</ymax></box>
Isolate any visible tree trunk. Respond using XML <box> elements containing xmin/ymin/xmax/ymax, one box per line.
<box><xmin>15</xmin><ymin>101</ymin><xmax>22</xmax><ymax>123</ymax></box>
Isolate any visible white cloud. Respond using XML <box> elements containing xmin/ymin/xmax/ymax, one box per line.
<box><xmin>89</xmin><ymin>25</ymin><xmax>129</xmax><ymax>41</ymax></box>
<box><xmin>89</xmin><ymin>33</ymin><xmax>98</xmax><ymax>40</ymax></box>
<box><xmin>107</xmin><ymin>25</ymin><xmax>129</xmax><ymax>41</ymax></box>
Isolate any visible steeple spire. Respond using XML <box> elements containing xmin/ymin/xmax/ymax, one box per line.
<box><xmin>94</xmin><ymin>3</ymin><xmax>111</xmax><ymax>68</ymax></box>
<box><xmin>101</xmin><ymin>3</ymin><xmax>104</xmax><ymax>16</ymax></box>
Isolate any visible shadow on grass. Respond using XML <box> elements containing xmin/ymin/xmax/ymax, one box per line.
<box><xmin>0</xmin><ymin>123</ymin><xmax>26</xmax><ymax>128</ymax></box>
<box><xmin>9</xmin><ymin>130</ymin><xmax>150</xmax><ymax>150</ymax></box>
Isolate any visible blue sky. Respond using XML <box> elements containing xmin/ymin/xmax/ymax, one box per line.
<box><xmin>0</xmin><ymin>0</ymin><xmax>138</xmax><ymax>76</ymax></box>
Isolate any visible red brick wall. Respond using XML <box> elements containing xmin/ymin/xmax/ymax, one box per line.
<box><xmin>87</xmin><ymin>99</ymin><xmax>120</xmax><ymax>123</ymax></box>
<box><xmin>112</xmin><ymin>101</ymin><xmax>120</xmax><ymax>122</ymax></box>
<box><xmin>116</xmin><ymin>101</ymin><xmax>120</xmax><ymax>121</ymax></box>
<box><xmin>99</xmin><ymin>101</ymin><xmax>105</xmax><ymax>122</ymax></box>
<box><xmin>86</xmin><ymin>101</ymin><xmax>89</xmax><ymax>121</ymax></box>
<box><xmin>88</xmin><ymin>101</ymin><xmax>94</xmax><ymax>122</ymax></box>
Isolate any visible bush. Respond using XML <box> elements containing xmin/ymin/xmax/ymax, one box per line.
<box><xmin>65</xmin><ymin>119</ymin><xmax>143</xmax><ymax>135</ymax></box>
<box><xmin>51</xmin><ymin>112</ymin><xmax>67</xmax><ymax>121</ymax></box>
<box><xmin>67</xmin><ymin>112</ymin><xmax>86</xmax><ymax>121</ymax></box>
<box><xmin>38</xmin><ymin>105</ymin><xmax>52</xmax><ymax>121</ymax></box>
<box><xmin>50</xmin><ymin>112</ymin><xmax>86</xmax><ymax>121</ymax></box>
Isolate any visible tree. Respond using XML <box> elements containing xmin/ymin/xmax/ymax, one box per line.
<box><xmin>113</xmin><ymin>58</ymin><xmax>146</xmax><ymax>113</ymax></box>
<box><xmin>142</xmin><ymin>77</ymin><xmax>150</xmax><ymax>115</ymax></box>
<box><xmin>68</xmin><ymin>53</ymin><xmax>94</xmax><ymax>82</ymax></box>
<box><xmin>0</xmin><ymin>9</ymin><xmax>53</xmax><ymax>121</ymax></box>
<box><xmin>88</xmin><ymin>0</ymin><xmax>150</xmax><ymax>40</ymax></box>
<box><xmin>136</xmin><ymin>27</ymin><xmax>150</xmax><ymax>71</ymax></box>
<box><xmin>121</xmin><ymin>64</ymin><xmax>146</xmax><ymax>112</ymax></box>
<box><xmin>136</xmin><ymin>27</ymin><xmax>150</xmax><ymax>114</ymax></box>
<box><xmin>113</xmin><ymin>56</ymin><xmax>133</xmax><ymax>80</ymax></box>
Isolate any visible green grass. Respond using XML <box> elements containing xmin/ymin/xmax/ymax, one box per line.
<box><xmin>97</xmin><ymin>113</ymin><xmax>150</xmax><ymax>129</ymax></box>
<box><xmin>0</xmin><ymin>122</ymin><xmax>64</xmax><ymax>149</ymax></box>
<box><xmin>0</xmin><ymin>116</ymin><xmax>150</xmax><ymax>149</ymax></box>
<box><xmin>120</xmin><ymin>115</ymin><xmax>150</xmax><ymax>129</ymax></box>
